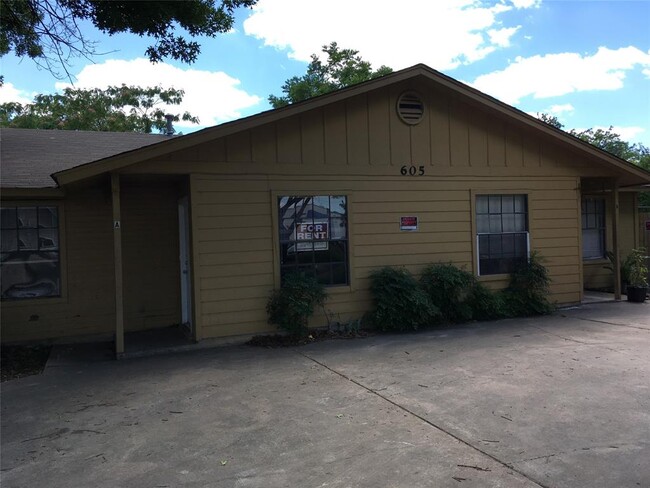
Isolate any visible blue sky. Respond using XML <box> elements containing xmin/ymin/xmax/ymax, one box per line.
<box><xmin>1</xmin><ymin>0</ymin><xmax>649</xmax><ymax>145</ymax></box>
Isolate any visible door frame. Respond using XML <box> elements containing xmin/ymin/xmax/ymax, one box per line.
<box><xmin>178</xmin><ymin>196</ymin><xmax>193</xmax><ymax>338</ymax></box>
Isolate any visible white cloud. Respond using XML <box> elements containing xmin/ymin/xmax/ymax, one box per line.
<box><xmin>0</xmin><ymin>82</ymin><xmax>35</xmax><ymax>105</ymax></box>
<box><xmin>471</xmin><ymin>46</ymin><xmax>650</xmax><ymax>104</ymax></box>
<box><xmin>594</xmin><ymin>126</ymin><xmax>645</xmax><ymax>142</ymax></box>
<box><xmin>643</xmin><ymin>67</ymin><xmax>650</xmax><ymax>79</ymax></box>
<box><xmin>510</xmin><ymin>0</ymin><xmax>540</xmax><ymax>8</ymax></box>
<box><xmin>243</xmin><ymin>0</ymin><xmax>531</xmax><ymax>71</ymax></box>
<box><xmin>487</xmin><ymin>26</ymin><xmax>520</xmax><ymax>48</ymax></box>
<box><xmin>572</xmin><ymin>125</ymin><xmax>645</xmax><ymax>142</ymax></box>
<box><xmin>55</xmin><ymin>58</ymin><xmax>262</xmax><ymax>128</ymax></box>
<box><xmin>547</xmin><ymin>103</ymin><xmax>575</xmax><ymax>115</ymax></box>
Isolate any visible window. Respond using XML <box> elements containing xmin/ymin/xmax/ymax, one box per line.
<box><xmin>278</xmin><ymin>195</ymin><xmax>349</xmax><ymax>286</ymax></box>
<box><xmin>582</xmin><ymin>197</ymin><xmax>606</xmax><ymax>260</ymax></box>
<box><xmin>476</xmin><ymin>194</ymin><xmax>529</xmax><ymax>275</ymax></box>
<box><xmin>1</xmin><ymin>206</ymin><xmax>60</xmax><ymax>300</ymax></box>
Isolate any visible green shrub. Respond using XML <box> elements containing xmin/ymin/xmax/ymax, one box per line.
<box><xmin>604</xmin><ymin>250</ymin><xmax>634</xmax><ymax>290</ymax></box>
<box><xmin>503</xmin><ymin>251</ymin><xmax>554</xmax><ymax>316</ymax></box>
<box><xmin>266</xmin><ymin>272</ymin><xmax>327</xmax><ymax>337</ymax></box>
<box><xmin>367</xmin><ymin>267</ymin><xmax>440</xmax><ymax>331</ymax></box>
<box><xmin>366</xmin><ymin>256</ymin><xmax>552</xmax><ymax>334</ymax></box>
<box><xmin>626</xmin><ymin>247</ymin><xmax>648</xmax><ymax>288</ymax></box>
<box><xmin>467</xmin><ymin>282</ymin><xmax>510</xmax><ymax>321</ymax></box>
<box><xmin>420</xmin><ymin>263</ymin><xmax>476</xmax><ymax>323</ymax></box>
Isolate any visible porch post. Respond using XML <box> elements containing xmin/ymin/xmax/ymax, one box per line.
<box><xmin>612</xmin><ymin>179</ymin><xmax>622</xmax><ymax>300</ymax></box>
<box><xmin>111</xmin><ymin>173</ymin><xmax>125</xmax><ymax>357</ymax></box>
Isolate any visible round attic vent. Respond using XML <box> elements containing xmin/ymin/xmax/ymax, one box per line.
<box><xmin>397</xmin><ymin>92</ymin><xmax>425</xmax><ymax>125</ymax></box>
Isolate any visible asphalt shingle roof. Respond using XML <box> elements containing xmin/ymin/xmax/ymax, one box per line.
<box><xmin>0</xmin><ymin>128</ymin><xmax>170</xmax><ymax>188</ymax></box>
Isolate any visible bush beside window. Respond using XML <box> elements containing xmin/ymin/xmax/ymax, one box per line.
<box><xmin>365</xmin><ymin>267</ymin><xmax>440</xmax><ymax>332</ymax></box>
<box><xmin>502</xmin><ymin>251</ymin><xmax>553</xmax><ymax>316</ymax></box>
<box><xmin>367</xmin><ymin>255</ymin><xmax>553</xmax><ymax>331</ymax></box>
<box><xmin>266</xmin><ymin>272</ymin><xmax>327</xmax><ymax>337</ymax></box>
<box><xmin>267</xmin><ymin>255</ymin><xmax>554</xmax><ymax>337</ymax></box>
<box><xmin>466</xmin><ymin>282</ymin><xmax>508</xmax><ymax>321</ymax></box>
<box><xmin>420</xmin><ymin>263</ymin><xmax>476</xmax><ymax>323</ymax></box>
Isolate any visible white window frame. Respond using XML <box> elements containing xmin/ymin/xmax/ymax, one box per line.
<box><xmin>475</xmin><ymin>194</ymin><xmax>530</xmax><ymax>277</ymax></box>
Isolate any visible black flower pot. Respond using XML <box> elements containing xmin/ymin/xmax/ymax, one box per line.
<box><xmin>626</xmin><ymin>286</ymin><xmax>648</xmax><ymax>303</ymax></box>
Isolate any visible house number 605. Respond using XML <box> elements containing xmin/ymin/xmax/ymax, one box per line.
<box><xmin>400</xmin><ymin>165</ymin><xmax>425</xmax><ymax>176</ymax></box>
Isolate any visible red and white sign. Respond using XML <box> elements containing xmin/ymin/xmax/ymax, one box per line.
<box><xmin>400</xmin><ymin>216</ymin><xmax>418</xmax><ymax>231</ymax></box>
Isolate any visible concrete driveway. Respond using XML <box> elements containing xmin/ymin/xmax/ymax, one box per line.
<box><xmin>2</xmin><ymin>301</ymin><xmax>649</xmax><ymax>488</ymax></box>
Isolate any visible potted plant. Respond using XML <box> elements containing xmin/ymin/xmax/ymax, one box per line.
<box><xmin>604</xmin><ymin>251</ymin><xmax>633</xmax><ymax>294</ymax></box>
<box><xmin>626</xmin><ymin>248</ymin><xmax>648</xmax><ymax>303</ymax></box>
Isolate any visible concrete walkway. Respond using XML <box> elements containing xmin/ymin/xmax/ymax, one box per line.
<box><xmin>1</xmin><ymin>301</ymin><xmax>649</xmax><ymax>487</ymax></box>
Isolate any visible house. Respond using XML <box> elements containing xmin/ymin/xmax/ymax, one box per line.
<box><xmin>2</xmin><ymin>64</ymin><xmax>649</xmax><ymax>355</ymax></box>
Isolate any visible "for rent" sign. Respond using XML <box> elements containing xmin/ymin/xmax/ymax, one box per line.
<box><xmin>296</xmin><ymin>222</ymin><xmax>329</xmax><ymax>240</ymax></box>
<box><xmin>293</xmin><ymin>221</ymin><xmax>329</xmax><ymax>252</ymax></box>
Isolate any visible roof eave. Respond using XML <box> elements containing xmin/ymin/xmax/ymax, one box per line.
<box><xmin>0</xmin><ymin>187</ymin><xmax>65</xmax><ymax>199</ymax></box>
<box><xmin>52</xmin><ymin>66</ymin><xmax>430</xmax><ymax>186</ymax></box>
<box><xmin>52</xmin><ymin>63</ymin><xmax>650</xmax><ymax>186</ymax></box>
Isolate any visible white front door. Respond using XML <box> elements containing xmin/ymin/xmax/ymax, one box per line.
<box><xmin>178</xmin><ymin>196</ymin><xmax>192</xmax><ymax>333</ymax></box>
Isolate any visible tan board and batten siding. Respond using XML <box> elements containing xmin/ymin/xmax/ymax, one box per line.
<box><xmin>2</xmin><ymin>185</ymin><xmax>115</xmax><ymax>341</ymax></box>
<box><xmin>120</xmin><ymin>80</ymin><xmax>624</xmax><ymax>339</ymax></box>
<box><xmin>2</xmin><ymin>180</ymin><xmax>181</xmax><ymax>342</ymax></box>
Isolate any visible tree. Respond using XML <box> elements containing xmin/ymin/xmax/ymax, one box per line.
<box><xmin>268</xmin><ymin>42</ymin><xmax>393</xmax><ymax>108</ymax></box>
<box><xmin>537</xmin><ymin>113</ymin><xmax>650</xmax><ymax>167</ymax></box>
<box><xmin>0</xmin><ymin>0</ymin><xmax>257</xmax><ymax>79</ymax></box>
<box><xmin>537</xmin><ymin>113</ymin><xmax>650</xmax><ymax>205</ymax></box>
<box><xmin>0</xmin><ymin>85</ymin><xmax>199</xmax><ymax>133</ymax></box>
<box><xmin>536</xmin><ymin>113</ymin><xmax>563</xmax><ymax>129</ymax></box>
<box><xmin>572</xmin><ymin>127</ymin><xmax>650</xmax><ymax>170</ymax></box>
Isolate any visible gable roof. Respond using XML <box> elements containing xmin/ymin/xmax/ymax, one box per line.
<box><xmin>53</xmin><ymin>64</ymin><xmax>650</xmax><ymax>187</ymax></box>
<box><xmin>0</xmin><ymin>128</ymin><xmax>169</xmax><ymax>188</ymax></box>
<box><xmin>2</xmin><ymin>64</ymin><xmax>650</xmax><ymax>189</ymax></box>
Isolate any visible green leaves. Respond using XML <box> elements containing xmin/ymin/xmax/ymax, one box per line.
<box><xmin>538</xmin><ymin>114</ymin><xmax>650</xmax><ymax>206</ymax></box>
<box><xmin>537</xmin><ymin>113</ymin><xmax>650</xmax><ymax>171</ymax></box>
<box><xmin>266</xmin><ymin>273</ymin><xmax>327</xmax><ymax>337</ymax></box>
<box><xmin>420</xmin><ymin>264</ymin><xmax>476</xmax><ymax>324</ymax></box>
<box><xmin>0</xmin><ymin>0</ymin><xmax>258</xmax><ymax>79</ymax></box>
<box><xmin>367</xmin><ymin>267</ymin><xmax>440</xmax><ymax>332</ymax></box>
<box><xmin>0</xmin><ymin>0</ymin><xmax>45</xmax><ymax>59</ymax></box>
<box><xmin>626</xmin><ymin>248</ymin><xmax>648</xmax><ymax>288</ymax></box>
<box><xmin>268</xmin><ymin>42</ymin><xmax>393</xmax><ymax>108</ymax></box>
<box><xmin>504</xmin><ymin>251</ymin><xmax>553</xmax><ymax>316</ymax></box>
<box><xmin>367</xmin><ymin>258</ymin><xmax>554</xmax><ymax>332</ymax></box>
<box><xmin>0</xmin><ymin>85</ymin><xmax>199</xmax><ymax>133</ymax></box>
